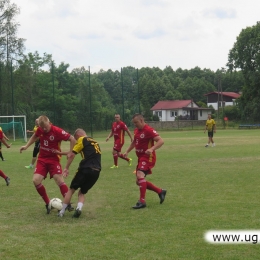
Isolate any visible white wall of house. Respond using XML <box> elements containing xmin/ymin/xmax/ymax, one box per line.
<box><xmin>153</xmin><ymin>109</ymin><xmax>209</xmax><ymax>121</ymax></box>
<box><xmin>198</xmin><ymin>110</ymin><xmax>209</xmax><ymax>120</ymax></box>
<box><xmin>208</xmin><ymin>101</ymin><xmax>234</xmax><ymax>110</ymax></box>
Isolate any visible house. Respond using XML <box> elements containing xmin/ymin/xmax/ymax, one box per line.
<box><xmin>150</xmin><ymin>100</ymin><xmax>212</xmax><ymax>121</ymax></box>
<box><xmin>204</xmin><ymin>92</ymin><xmax>241</xmax><ymax>110</ymax></box>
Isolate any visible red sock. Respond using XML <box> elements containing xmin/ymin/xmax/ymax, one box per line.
<box><xmin>35</xmin><ymin>184</ymin><xmax>50</xmax><ymax>204</ymax></box>
<box><xmin>113</xmin><ymin>154</ymin><xmax>118</xmax><ymax>166</ymax></box>
<box><xmin>0</xmin><ymin>170</ymin><xmax>7</xmax><ymax>179</ymax></box>
<box><xmin>118</xmin><ymin>154</ymin><xmax>129</xmax><ymax>161</ymax></box>
<box><xmin>138</xmin><ymin>178</ymin><xmax>147</xmax><ymax>203</ymax></box>
<box><xmin>146</xmin><ymin>181</ymin><xmax>162</xmax><ymax>194</ymax></box>
<box><xmin>59</xmin><ymin>182</ymin><xmax>69</xmax><ymax>197</ymax></box>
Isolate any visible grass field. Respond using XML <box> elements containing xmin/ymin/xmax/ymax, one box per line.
<box><xmin>1</xmin><ymin>129</ymin><xmax>260</xmax><ymax>259</ymax></box>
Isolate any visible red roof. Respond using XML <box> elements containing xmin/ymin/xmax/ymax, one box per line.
<box><xmin>150</xmin><ymin>100</ymin><xmax>193</xmax><ymax>110</ymax></box>
<box><xmin>204</xmin><ymin>92</ymin><xmax>241</xmax><ymax>98</ymax></box>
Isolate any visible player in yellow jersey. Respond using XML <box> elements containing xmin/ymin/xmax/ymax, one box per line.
<box><xmin>25</xmin><ymin>118</ymin><xmax>40</xmax><ymax>168</ymax></box>
<box><xmin>204</xmin><ymin>114</ymin><xmax>216</xmax><ymax>147</ymax></box>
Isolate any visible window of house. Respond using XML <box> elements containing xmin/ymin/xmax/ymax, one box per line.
<box><xmin>155</xmin><ymin>111</ymin><xmax>162</xmax><ymax>117</ymax></box>
<box><xmin>170</xmin><ymin>111</ymin><xmax>177</xmax><ymax>117</ymax></box>
<box><xmin>200</xmin><ymin>110</ymin><xmax>202</xmax><ymax>116</ymax></box>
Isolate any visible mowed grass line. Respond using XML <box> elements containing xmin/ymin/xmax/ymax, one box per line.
<box><xmin>0</xmin><ymin>129</ymin><xmax>260</xmax><ymax>259</ymax></box>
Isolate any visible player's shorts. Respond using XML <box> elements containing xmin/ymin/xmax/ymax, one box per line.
<box><xmin>0</xmin><ymin>141</ymin><xmax>2</xmax><ymax>150</ymax></box>
<box><xmin>70</xmin><ymin>168</ymin><xmax>100</xmax><ymax>194</ymax></box>
<box><xmin>136</xmin><ymin>156</ymin><xmax>156</xmax><ymax>175</ymax></box>
<box><xmin>113</xmin><ymin>140</ymin><xmax>124</xmax><ymax>152</ymax></box>
<box><xmin>33</xmin><ymin>140</ymin><xmax>40</xmax><ymax>157</ymax></box>
<box><xmin>34</xmin><ymin>158</ymin><xmax>62</xmax><ymax>179</ymax></box>
<box><xmin>208</xmin><ymin>131</ymin><xmax>214</xmax><ymax>138</ymax></box>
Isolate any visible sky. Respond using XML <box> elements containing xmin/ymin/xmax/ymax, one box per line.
<box><xmin>14</xmin><ymin>0</ymin><xmax>260</xmax><ymax>73</ymax></box>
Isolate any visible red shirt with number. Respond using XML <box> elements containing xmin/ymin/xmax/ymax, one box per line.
<box><xmin>35</xmin><ymin>124</ymin><xmax>70</xmax><ymax>161</ymax></box>
<box><xmin>134</xmin><ymin>124</ymin><xmax>159</xmax><ymax>173</ymax></box>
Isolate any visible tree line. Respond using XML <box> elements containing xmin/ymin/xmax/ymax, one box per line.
<box><xmin>0</xmin><ymin>0</ymin><xmax>259</xmax><ymax>131</ymax></box>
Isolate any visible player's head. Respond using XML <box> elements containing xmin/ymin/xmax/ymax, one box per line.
<box><xmin>74</xmin><ymin>128</ymin><xmax>87</xmax><ymax>140</ymax></box>
<box><xmin>208</xmin><ymin>114</ymin><xmax>212</xmax><ymax>119</ymax></box>
<box><xmin>114</xmin><ymin>114</ymin><xmax>121</xmax><ymax>122</ymax></box>
<box><xmin>132</xmin><ymin>113</ymin><xmax>145</xmax><ymax>129</ymax></box>
<box><xmin>38</xmin><ymin>115</ymin><xmax>51</xmax><ymax>133</ymax></box>
<box><xmin>35</xmin><ymin>118</ymin><xmax>39</xmax><ymax>126</ymax></box>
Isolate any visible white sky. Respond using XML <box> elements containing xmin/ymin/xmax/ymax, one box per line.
<box><xmin>14</xmin><ymin>0</ymin><xmax>260</xmax><ymax>73</ymax></box>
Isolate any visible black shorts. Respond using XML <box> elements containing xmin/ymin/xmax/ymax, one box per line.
<box><xmin>70</xmin><ymin>168</ymin><xmax>100</xmax><ymax>194</ymax></box>
<box><xmin>208</xmin><ymin>131</ymin><xmax>214</xmax><ymax>138</ymax></box>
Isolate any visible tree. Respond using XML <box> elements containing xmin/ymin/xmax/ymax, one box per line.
<box><xmin>0</xmin><ymin>0</ymin><xmax>25</xmax><ymax>115</ymax></box>
<box><xmin>227</xmin><ymin>21</ymin><xmax>260</xmax><ymax>121</ymax></box>
<box><xmin>0</xmin><ymin>0</ymin><xmax>25</xmax><ymax>61</ymax></box>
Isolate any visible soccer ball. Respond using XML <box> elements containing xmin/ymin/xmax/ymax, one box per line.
<box><xmin>50</xmin><ymin>198</ymin><xmax>63</xmax><ymax>211</ymax></box>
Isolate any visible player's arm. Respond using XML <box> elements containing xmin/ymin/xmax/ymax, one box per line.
<box><xmin>67</xmin><ymin>135</ymin><xmax>76</xmax><ymax>152</ymax></box>
<box><xmin>213</xmin><ymin>122</ymin><xmax>216</xmax><ymax>132</ymax></box>
<box><xmin>63</xmin><ymin>151</ymin><xmax>76</xmax><ymax>178</ymax></box>
<box><xmin>3</xmin><ymin>132</ymin><xmax>9</xmax><ymax>141</ymax></box>
<box><xmin>20</xmin><ymin>133</ymin><xmax>38</xmax><ymax>153</ymax></box>
<box><xmin>26</xmin><ymin>129</ymin><xmax>34</xmax><ymax>133</ymax></box>
<box><xmin>123</xmin><ymin>140</ymin><xmax>135</xmax><ymax>158</ymax></box>
<box><xmin>204</xmin><ymin>124</ymin><xmax>208</xmax><ymax>133</ymax></box>
<box><xmin>0</xmin><ymin>138</ymin><xmax>11</xmax><ymax>148</ymax></box>
<box><xmin>126</xmin><ymin>128</ymin><xmax>133</xmax><ymax>142</ymax></box>
<box><xmin>145</xmin><ymin>136</ymin><xmax>164</xmax><ymax>155</ymax></box>
<box><xmin>106</xmin><ymin>131</ymin><xmax>113</xmax><ymax>142</ymax></box>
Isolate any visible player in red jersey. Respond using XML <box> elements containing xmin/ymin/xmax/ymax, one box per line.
<box><xmin>20</xmin><ymin>115</ymin><xmax>76</xmax><ymax>214</ymax></box>
<box><xmin>0</xmin><ymin>130</ymin><xmax>11</xmax><ymax>186</ymax></box>
<box><xmin>106</xmin><ymin>114</ymin><xmax>133</xmax><ymax>168</ymax></box>
<box><xmin>124</xmin><ymin>113</ymin><xmax>166</xmax><ymax>209</ymax></box>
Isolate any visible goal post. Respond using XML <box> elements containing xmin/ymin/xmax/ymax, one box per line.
<box><xmin>0</xmin><ymin>115</ymin><xmax>27</xmax><ymax>142</ymax></box>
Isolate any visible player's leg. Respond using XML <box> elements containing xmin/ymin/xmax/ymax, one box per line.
<box><xmin>118</xmin><ymin>151</ymin><xmax>132</xmax><ymax>166</ymax></box>
<box><xmin>132</xmin><ymin>166</ymin><xmax>147</xmax><ymax>209</ymax></box>
<box><xmin>73</xmin><ymin>168</ymin><xmax>100</xmax><ymax>218</ymax></box>
<box><xmin>110</xmin><ymin>148</ymin><xmax>119</xmax><ymax>168</ymax></box>
<box><xmin>33</xmin><ymin>173</ymin><xmax>51</xmax><ymax>213</ymax></box>
<box><xmin>25</xmin><ymin>143</ymin><xmax>39</xmax><ymax>168</ymax></box>
<box><xmin>0</xmin><ymin>142</ymin><xmax>4</xmax><ymax>161</ymax></box>
<box><xmin>0</xmin><ymin>169</ymin><xmax>10</xmax><ymax>186</ymax></box>
<box><xmin>58</xmin><ymin>188</ymin><xmax>76</xmax><ymax>217</ymax></box>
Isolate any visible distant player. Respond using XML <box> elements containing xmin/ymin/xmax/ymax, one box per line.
<box><xmin>106</xmin><ymin>114</ymin><xmax>133</xmax><ymax>168</ymax></box>
<box><xmin>204</xmin><ymin>114</ymin><xmax>216</xmax><ymax>147</ymax></box>
<box><xmin>123</xmin><ymin>113</ymin><xmax>166</xmax><ymax>209</ymax></box>
<box><xmin>0</xmin><ymin>126</ymin><xmax>9</xmax><ymax>161</ymax></box>
<box><xmin>25</xmin><ymin>118</ymin><xmax>40</xmax><ymax>169</ymax></box>
<box><xmin>0</xmin><ymin>129</ymin><xmax>11</xmax><ymax>185</ymax></box>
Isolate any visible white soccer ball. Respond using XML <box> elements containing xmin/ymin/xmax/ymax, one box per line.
<box><xmin>50</xmin><ymin>198</ymin><xmax>63</xmax><ymax>211</ymax></box>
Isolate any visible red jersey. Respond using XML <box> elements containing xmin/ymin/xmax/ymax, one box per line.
<box><xmin>134</xmin><ymin>124</ymin><xmax>159</xmax><ymax>161</ymax></box>
<box><xmin>112</xmin><ymin>121</ymin><xmax>128</xmax><ymax>144</ymax></box>
<box><xmin>35</xmin><ymin>125</ymin><xmax>70</xmax><ymax>161</ymax></box>
<box><xmin>0</xmin><ymin>129</ymin><xmax>3</xmax><ymax>139</ymax></box>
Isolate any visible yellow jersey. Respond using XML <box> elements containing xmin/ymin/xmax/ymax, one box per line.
<box><xmin>206</xmin><ymin>119</ymin><xmax>215</xmax><ymax>132</ymax></box>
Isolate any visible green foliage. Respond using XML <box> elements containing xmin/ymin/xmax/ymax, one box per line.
<box><xmin>227</xmin><ymin>21</ymin><xmax>260</xmax><ymax>121</ymax></box>
<box><xmin>222</xmin><ymin>105</ymin><xmax>240</xmax><ymax>121</ymax></box>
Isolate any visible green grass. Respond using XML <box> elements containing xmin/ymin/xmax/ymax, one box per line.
<box><xmin>1</xmin><ymin>129</ymin><xmax>260</xmax><ymax>259</ymax></box>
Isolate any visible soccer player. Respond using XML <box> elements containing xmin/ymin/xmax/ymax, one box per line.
<box><xmin>123</xmin><ymin>113</ymin><xmax>166</xmax><ymax>209</ymax></box>
<box><xmin>106</xmin><ymin>114</ymin><xmax>133</xmax><ymax>168</ymax></box>
<box><xmin>0</xmin><ymin>130</ymin><xmax>11</xmax><ymax>185</ymax></box>
<box><xmin>25</xmin><ymin>118</ymin><xmax>40</xmax><ymax>169</ymax></box>
<box><xmin>0</xmin><ymin>126</ymin><xmax>9</xmax><ymax>161</ymax></box>
<box><xmin>204</xmin><ymin>114</ymin><xmax>216</xmax><ymax>147</ymax></box>
<box><xmin>20</xmin><ymin>115</ymin><xmax>76</xmax><ymax>214</ymax></box>
<box><xmin>57</xmin><ymin>128</ymin><xmax>101</xmax><ymax>218</ymax></box>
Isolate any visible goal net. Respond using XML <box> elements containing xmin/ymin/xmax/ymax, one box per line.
<box><xmin>0</xmin><ymin>115</ymin><xmax>27</xmax><ymax>142</ymax></box>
